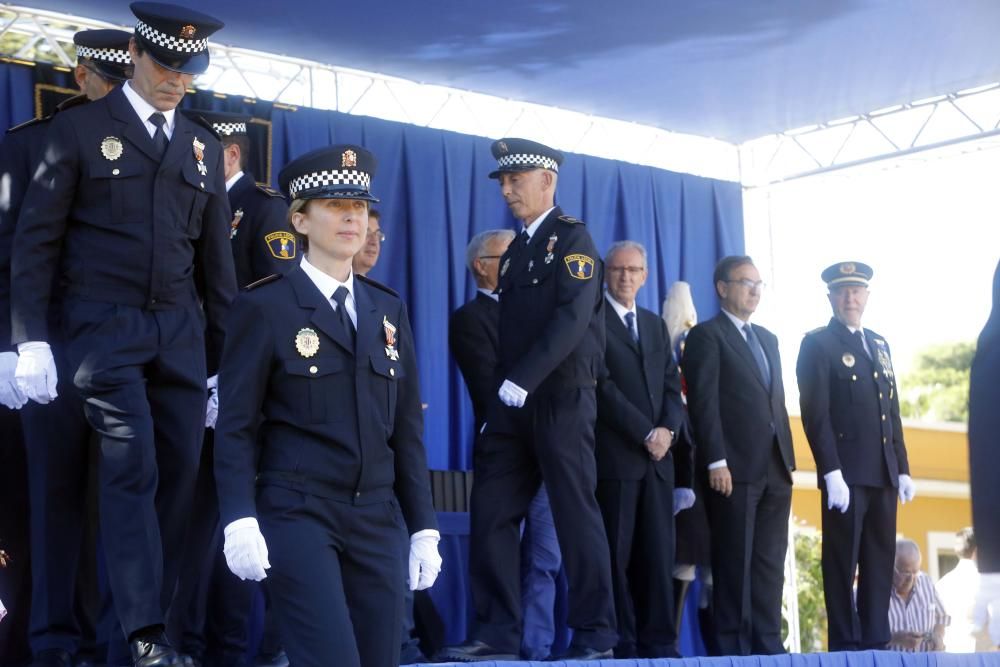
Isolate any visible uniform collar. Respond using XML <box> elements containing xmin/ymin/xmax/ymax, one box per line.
<box><xmin>225</xmin><ymin>170</ymin><xmax>245</xmax><ymax>192</ymax></box>
<box><xmin>477</xmin><ymin>287</ymin><xmax>499</xmax><ymax>302</ymax></box>
<box><xmin>122</xmin><ymin>81</ymin><xmax>176</xmax><ymax>135</ymax></box>
<box><xmin>523</xmin><ymin>206</ymin><xmax>556</xmax><ymax>239</ymax></box>
<box><xmin>300</xmin><ymin>255</ymin><xmax>355</xmax><ymax>303</ymax></box>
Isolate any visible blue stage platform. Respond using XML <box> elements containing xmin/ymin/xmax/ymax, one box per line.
<box><xmin>423</xmin><ymin>651</ymin><xmax>1000</xmax><ymax>666</ymax></box>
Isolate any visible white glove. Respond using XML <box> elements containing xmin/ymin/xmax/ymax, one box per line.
<box><xmin>205</xmin><ymin>375</ymin><xmax>219</xmax><ymax>429</ymax></box>
<box><xmin>0</xmin><ymin>352</ymin><xmax>27</xmax><ymax>409</ymax></box>
<box><xmin>823</xmin><ymin>469</ymin><xmax>850</xmax><ymax>513</ymax></box>
<box><xmin>898</xmin><ymin>474</ymin><xmax>916</xmax><ymax>504</ymax></box>
<box><xmin>15</xmin><ymin>342</ymin><xmax>58</xmax><ymax>404</ymax></box>
<box><xmin>223</xmin><ymin>517</ymin><xmax>270</xmax><ymax>581</ymax></box>
<box><xmin>673</xmin><ymin>488</ymin><xmax>695</xmax><ymax>515</ymax></box>
<box><xmin>408</xmin><ymin>529</ymin><xmax>442</xmax><ymax>591</ymax></box>
<box><xmin>498</xmin><ymin>379</ymin><xmax>527</xmax><ymax>408</ymax></box>
<box><xmin>973</xmin><ymin>572</ymin><xmax>1000</xmax><ymax>646</ymax></box>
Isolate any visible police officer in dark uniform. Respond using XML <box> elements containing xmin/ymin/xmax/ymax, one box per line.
<box><xmin>169</xmin><ymin>110</ymin><xmax>291</xmax><ymax>667</ymax></box>
<box><xmin>10</xmin><ymin>4</ymin><xmax>236</xmax><ymax>666</ymax></box>
<box><xmin>437</xmin><ymin>138</ymin><xmax>617</xmax><ymax>661</ymax></box>
<box><xmin>0</xmin><ymin>28</ymin><xmax>132</xmax><ymax>667</ymax></box>
<box><xmin>796</xmin><ymin>262</ymin><xmax>915</xmax><ymax>652</ymax></box>
<box><xmin>213</xmin><ymin>145</ymin><xmax>441</xmax><ymax>667</ymax></box>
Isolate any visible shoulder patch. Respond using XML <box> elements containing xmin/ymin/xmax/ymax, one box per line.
<box><xmin>255</xmin><ymin>183</ymin><xmax>285</xmax><ymax>198</ymax></box>
<box><xmin>243</xmin><ymin>273</ymin><xmax>283</xmax><ymax>291</ymax></box>
<box><xmin>557</xmin><ymin>214</ymin><xmax>585</xmax><ymax>225</ymax></box>
<box><xmin>356</xmin><ymin>274</ymin><xmax>399</xmax><ymax>298</ymax></box>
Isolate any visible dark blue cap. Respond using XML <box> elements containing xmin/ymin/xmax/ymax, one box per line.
<box><xmin>74</xmin><ymin>29</ymin><xmax>133</xmax><ymax>82</ymax></box>
<box><xmin>822</xmin><ymin>261</ymin><xmax>874</xmax><ymax>288</ymax></box>
<box><xmin>279</xmin><ymin>145</ymin><xmax>379</xmax><ymax>203</ymax></box>
<box><xmin>488</xmin><ymin>137</ymin><xmax>564</xmax><ymax>179</ymax></box>
<box><xmin>189</xmin><ymin>110</ymin><xmax>250</xmax><ymax>137</ymax></box>
<box><xmin>130</xmin><ymin>2</ymin><xmax>223</xmax><ymax>75</ymax></box>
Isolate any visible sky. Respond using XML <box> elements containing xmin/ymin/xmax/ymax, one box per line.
<box><xmin>742</xmin><ymin>138</ymin><xmax>1000</xmax><ymax>415</ymax></box>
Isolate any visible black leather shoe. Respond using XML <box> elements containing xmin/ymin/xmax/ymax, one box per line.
<box><xmin>130</xmin><ymin>633</ymin><xmax>180</xmax><ymax>667</ymax></box>
<box><xmin>254</xmin><ymin>651</ymin><xmax>289</xmax><ymax>667</ymax></box>
<box><xmin>433</xmin><ymin>640</ymin><xmax>518</xmax><ymax>662</ymax></box>
<box><xmin>30</xmin><ymin>648</ymin><xmax>73</xmax><ymax>667</ymax></box>
<box><xmin>549</xmin><ymin>646</ymin><xmax>614</xmax><ymax>660</ymax></box>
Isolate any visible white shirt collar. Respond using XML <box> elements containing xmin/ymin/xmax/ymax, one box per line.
<box><xmin>605</xmin><ymin>292</ymin><xmax>638</xmax><ymax>329</ymax></box>
<box><xmin>477</xmin><ymin>287</ymin><xmax>499</xmax><ymax>302</ymax></box>
<box><xmin>300</xmin><ymin>255</ymin><xmax>355</xmax><ymax>303</ymax></box>
<box><xmin>225</xmin><ymin>170</ymin><xmax>244</xmax><ymax>193</ymax></box>
<box><xmin>721</xmin><ymin>307</ymin><xmax>752</xmax><ymax>334</ymax></box>
<box><xmin>122</xmin><ymin>81</ymin><xmax>176</xmax><ymax>139</ymax></box>
<box><xmin>523</xmin><ymin>206</ymin><xmax>556</xmax><ymax>239</ymax></box>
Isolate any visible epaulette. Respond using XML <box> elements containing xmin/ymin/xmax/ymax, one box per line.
<box><xmin>243</xmin><ymin>273</ymin><xmax>282</xmax><ymax>291</ymax></box>
<box><xmin>188</xmin><ymin>114</ymin><xmax>222</xmax><ymax>141</ymax></box>
<box><xmin>357</xmin><ymin>274</ymin><xmax>399</xmax><ymax>298</ymax></box>
<box><xmin>804</xmin><ymin>326</ymin><xmax>825</xmax><ymax>337</ymax></box>
<box><xmin>255</xmin><ymin>183</ymin><xmax>285</xmax><ymax>198</ymax></box>
<box><xmin>6</xmin><ymin>116</ymin><xmax>46</xmax><ymax>135</ymax></box>
<box><xmin>54</xmin><ymin>94</ymin><xmax>89</xmax><ymax>114</ymax></box>
<box><xmin>558</xmin><ymin>214</ymin><xmax>585</xmax><ymax>225</ymax></box>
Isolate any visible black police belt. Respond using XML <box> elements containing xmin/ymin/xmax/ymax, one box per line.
<box><xmin>256</xmin><ymin>470</ymin><xmax>394</xmax><ymax>506</ymax></box>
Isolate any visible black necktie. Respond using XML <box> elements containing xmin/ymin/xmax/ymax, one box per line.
<box><xmin>743</xmin><ymin>323</ymin><xmax>771</xmax><ymax>389</ymax></box>
<box><xmin>332</xmin><ymin>286</ymin><xmax>356</xmax><ymax>348</ymax></box>
<box><xmin>148</xmin><ymin>112</ymin><xmax>168</xmax><ymax>158</ymax></box>
<box><xmin>854</xmin><ymin>330</ymin><xmax>871</xmax><ymax>358</ymax></box>
<box><xmin>625</xmin><ymin>311</ymin><xmax>639</xmax><ymax>344</ymax></box>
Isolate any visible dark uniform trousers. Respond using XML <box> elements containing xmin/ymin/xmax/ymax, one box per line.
<box><xmin>797</xmin><ymin>319</ymin><xmax>909</xmax><ymax>651</ymax></box>
<box><xmin>169</xmin><ymin>171</ymin><xmax>291</xmax><ymax>662</ymax></box>
<box><xmin>470</xmin><ymin>207</ymin><xmax>616</xmax><ymax>655</ymax></box>
<box><xmin>10</xmin><ymin>87</ymin><xmax>237</xmax><ymax>640</ymax></box>
<box><xmin>214</xmin><ymin>268</ymin><xmax>437</xmax><ymax>667</ymax></box>
<box><xmin>2</xmin><ymin>98</ymin><xmax>106</xmax><ymax>659</ymax></box>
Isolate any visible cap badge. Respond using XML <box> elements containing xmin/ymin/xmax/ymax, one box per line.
<box><xmin>840</xmin><ymin>262</ymin><xmax>856</xmax><ymax>275</ymax></box>
<box><xmin>342</xmin><ymin>149</ymin><xmax>357</xmax><ymax>168</ymax></box>
<box><xmin>295</xmin><ymin>327</ymin><xmax>320</xmax><ymax>358</ymax></box>
<box><xmin>100</xmin><ymin>136</ymin><xmax>123</xmax><ymax>161</ymax></box>
<box><xmin>497</xmin><ymin>141</ymin><xmax>508</xmax><ymax>154</ymax></box>
<box><xmin>180</xmin><ymin>25</ymin><xmax>197</xmax><ymax>39</ymax></box>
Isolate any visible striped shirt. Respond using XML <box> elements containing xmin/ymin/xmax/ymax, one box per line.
<box><xmin>888</xmin><ymin>571</ymin><xmax>950</xmax><ymax>652</ymax></box>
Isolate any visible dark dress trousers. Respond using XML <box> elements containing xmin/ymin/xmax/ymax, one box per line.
<box><xmin>170</xmin><ymin>172</ymin><xmax>291</xmax><ymax>662</ymax></box>
<box><xmin>469</xmin><ymin>207</ymin><xmax>617</xmax><ymax>654</ymax></box>
<box><xmin>595</xmin><ymin>303</ymin><xmax>685</xmax><ymax>657</ymax></box>
<box><xmin>970</xmin><ymin>260</ymin><xmax>1000</xmax><ymax>574</ymax></box>
<box><xmin>214</xmin><ymin>267</ymin><xmax>437</xmax><ymax>667</ymax></box>
<box><xmin>797</xmin><ymin>318</ymin><xmax>910</xmax><ymax>651</ymax></box>
<box><xmin>10</xmin><ymin>85</ymin><xmax>238</xmax><ymax>639</ymax></box>
<box><xmin>683</xmin><ymin>312</ymin><xmax>794</xmax><ymax>656</ymax></box>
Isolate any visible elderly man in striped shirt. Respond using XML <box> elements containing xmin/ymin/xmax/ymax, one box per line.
<box><xmin>888</xmin><ymin>539</ymin><xmax>949</xmax><ymax>652</ymax></box>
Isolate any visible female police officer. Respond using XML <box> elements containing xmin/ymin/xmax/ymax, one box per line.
<box><xmin>213</xmin><ymin>145</ymin><xmax>441</xmax><ymax>667</ymax></box>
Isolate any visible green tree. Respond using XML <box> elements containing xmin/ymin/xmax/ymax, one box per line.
<box><xmin>786</xmin><ymin>527</ymin><xmax>827</xmax><ymax>652</ymax></box>
<box><xmin>899</xmin><ymin>341</ymin><xmax>974</xmax><ymax>422</ymax></box>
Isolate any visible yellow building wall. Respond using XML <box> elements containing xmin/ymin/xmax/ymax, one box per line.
<box><xmin>788</xmin><ymin>416</ymin><xmax>971</xmax><ymax>567</ymax></box>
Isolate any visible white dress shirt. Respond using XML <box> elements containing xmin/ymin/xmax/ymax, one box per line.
<box><xmin>477</xmin><ymin>287</ymin><xmax>499</xmax><ymax>302</ymax></box>
<box><xmin>299</xmin><ymin>256</ymin><xmax>357</xmax><ymax>328</ymax></box>
<box><xmin>122</xmin><ymin>81</ymin><xmax>176</xmax><ymax>140</ymax></box>
<box><xmin>606</xmin><ymin>292</ymin><xmax>638</xmax><ymax>341</ymax></box>
<box><xmin>225</xmin><ymin>170</ymin><xmax>244</xmax><ymax>193</ymax></box>
<box><xmin>522</xmin><ymin>206</ymin><xmax>556</xmax><ymax>239</ymax></box>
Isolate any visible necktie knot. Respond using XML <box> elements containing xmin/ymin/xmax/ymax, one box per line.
<box><xmin>853</xmin><ymin>330</ymin><xmax>871</xmax><ymax>358</ymax></box>
<box><xmin>333</xmin><ymin>285</ymin><xmax>350</xmax><ymax>309</ymax></box>
<box><xmin>148</xmin><ymin>112</ymin><xmax>166</xmax><ymax>128</ymax></box>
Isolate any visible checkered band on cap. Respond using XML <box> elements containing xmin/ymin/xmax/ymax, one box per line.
<box><xmin>288</xmin><ymin>169</ymin><xmax>372</xmax><ymax>199</ymax></box>
<box><xmin>76</xmin><ymin>45</ymin><xmax>131</xmax><ymax>64</ymax></box>
<box><xmin>212</xmin><ymin>122</ymin><xmax>247</xmax><ymax>136</ymax></box>
<box><xmin>135</xmin><ymin>20</ymin><xmax>209</xmax><ymax>54</ymax></box>
<box><xmin>496</xmin><ymin>153</ymin><xmax>559</xmax><ymax>172</ymax></box>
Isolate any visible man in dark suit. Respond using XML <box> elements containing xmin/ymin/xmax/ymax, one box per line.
<box><xmin>437</xmin><ymin>138</ymin><xmax>616</xmax><ymax>662</ymax></box>
<box><xmin>10</xmin><ymin>5</ymin><xmax>236</xmax><ymax>665</ymax></box>
<box><xmin>594</xmin><ymin>241</ymin><xmax>686</xmax><ymax>658</ymax></box>
<box><xmin>796</xmin><ymin>261</ymin><xmax>914</xmax><ymax>651</ymax></box>
<box><xmin>970</xmin><ymin>259</ymin><xmax>1000</xmax><ymax>647</ymax></box>
<box><xmin>682</xmin><ymin>255</ymin><xmax>795</xmax><ymax>656</ymax></box>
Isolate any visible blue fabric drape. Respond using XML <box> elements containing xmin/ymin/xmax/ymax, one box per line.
<box><xmin>1</xmin><ymin>61</ymin><xmax>744</xmax><ymax>471</ymax></box>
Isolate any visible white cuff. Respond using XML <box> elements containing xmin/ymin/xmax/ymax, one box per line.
<box><xmin>17</xmin><ymin>341</ymin><xmax>50</xmax><ymax>353</ymax></box>
<box><xmin>224</xmin><ymin>516</ymin><xmax>259</xmax><ymax>537</ymax></box>
<box><xmin>707</xmin><ymin>459</ymin><xmax>727</xmax><ymax>470</ymax></box>
<box><xmin>410</xmin><ymin>528</ymin><xmax>440</xmax><ymax>543</ymax></box>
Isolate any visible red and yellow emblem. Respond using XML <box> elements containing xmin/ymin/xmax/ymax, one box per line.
<box><xmin>180</xmin><ymin>24</ymin><xmax>197</xmax><ymax>39</ymax></box>
<box><xmin>383</xmin><ymin>316</ymin><xmax>399</xmax><ymax>360</ymax></box>
<box><xmin>342</xmin><ymin>149</ymin><xmax>357</xmax><ymax>168</ymax></box>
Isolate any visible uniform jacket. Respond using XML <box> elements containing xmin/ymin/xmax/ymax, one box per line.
<box><xmin>796</xmin><ymin>318</ymin><xmax>909</xmax><ymax>488</ymax></box>
<box><xmin>10</xmin><ymin>86</ymin><xmax>236</xmax><ymax>365</ymax></box>
<box><xmin>227</xmin><ymin>172</ymin><xmax>294</xmax><ymax>287</ymax></box>
<box><xmin>596</xmin><ymin>303</ymin><xmax>686</xmax><ymax>481</ymax></box>
<box><xmin>683</xmin><ymin>312</ymin><xmax>795</xmax><ymax>483</ymax></box>
<box><xmin>448</xmin><ymin>291</ymin><xmax>499</xmax><ymax>430</ymax></box>
<box><xmin>214</xmin><ymin>266</ymin><xmax>437</xmax><ymax>535</ymax></box>
<box><xmin>493</xmin><ymin>206</ymin><xmax>605</xmax><ymax>401</ymax></box>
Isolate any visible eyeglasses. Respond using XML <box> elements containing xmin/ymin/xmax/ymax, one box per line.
<box><xmin>893</xmin><ymin>567</ymin><xmax>918</xmax><ymax>578</ymax></box>
<box><xmin>366</xmin><ymin>229</ymin><xmax>385</xmax><ymax>243</ymax></box>
<box><xmin>725</xmin><ymin>278</ymin><xmax>766</xmax><ymax>291</ymax></box>
<box><xmin>478</xmin><ymin>255</ymin><xmax>502</xmax><ymax>261</ymax></box>
<box><xmin>607</xmin><ymin>266</ymin><xmax>645</xmax><ymax>276</ymax></box>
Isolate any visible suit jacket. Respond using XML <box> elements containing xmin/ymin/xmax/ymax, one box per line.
<box><xmin>228</xmin><ymin>172</ymin><xmax>294</xmax><ymax>287</ymax></box>
<box><xmin>596</xmin><ymin>302</ymin><xmax>686</xmax><ymax>481</ymax></box>
<box><xmin>683</xmin><ymin>312</ymin><xmax>795</xmax><ymax>483</ymax></box>
<box><xmin>214</xmin><ymin>267</ymin><xmax>437</xmax><ymax>535</ymax></box>
<box><xmin>10</xmin><ymin>86</ymin><xmax>236</xmax><ymax>366</ymax></box>
<box><xmin>797</xmin><ymin>318</ymin><xmax>909</xmax><ymax>488</ymax></box>
<box><xmin>448</xmin><ymin>291</ymin><xmax>499</xmax><ymax>430</ymax></box>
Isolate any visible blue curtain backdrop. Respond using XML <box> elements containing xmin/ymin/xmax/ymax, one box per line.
<box><xmin>0</xmin><ymin>61</ymin><xmax>745</xmax><ymax>471</ymax></box>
